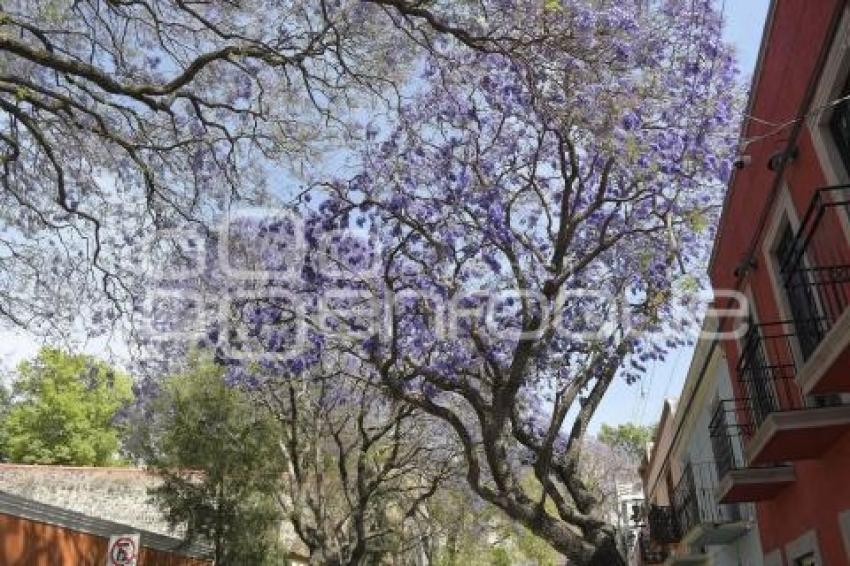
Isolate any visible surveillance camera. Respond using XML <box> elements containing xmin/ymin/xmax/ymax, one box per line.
<box><xmin>733</xmin><ymin>155</ymin><xmax>752</xmax><ymax>169</ymax></box>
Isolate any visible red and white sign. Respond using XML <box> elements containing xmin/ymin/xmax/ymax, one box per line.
<box><xmin>106</xmin><ymin>534</ymin><xmax>140</xmax><ymax>566</ymax></box>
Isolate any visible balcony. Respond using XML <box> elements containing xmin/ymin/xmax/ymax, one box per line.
<box><xmin>671</xmin><ymin>462</ymin><xmax>751</xmax><ymax>549</ymax></box>
<box><xmin>648</xmin><ymin>504</ymin><xmax>681</xmax><ymax>544</ymax></box>
<box><xmin>779</xmin><ymin>185</ymin><xmax>850</xmax><ymax>395</ymax></box>
<box><xmin>663</xmin><ymin>552</ymin><xmax>711</xmax><ymax>565</ymax></box>
<box><xmin>735</xmin><ymin>322</ymin><xmax>850</xmax><ymax>465</ymax></box>
<box><xmin>638</xmin><ymin>530</ymin><xmax>668</xmax><ymax>564</ymax></box>
<box><xmin>709</xmin><ymin>401</ymin><xmax>795</xmax><ymax>504</ymax></box>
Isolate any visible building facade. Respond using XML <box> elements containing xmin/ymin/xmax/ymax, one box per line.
<box><xmin>612</xmin><ymin>479</ymin><xmax>645</xmax><ymax>564</ymax></box>
<box><xmin>638</xmin><ymin>328</ymin><xmax>764</xmax><ymax>566</ymax></box>
<box><xmin>638</xmin><ymin>398</ymin><xmax>681</xmax><ymax>565</ymax></box>
<box><xmin>677</xmin><ymin>1</ymin><xmax>850</xmax><ymax>564</ymax></box>
<box><xmin>610</xmin><ymin>2</ymin><xmax>850</xmax><ymax>564</ymax></box>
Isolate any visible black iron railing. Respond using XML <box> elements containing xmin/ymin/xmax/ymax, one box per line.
<box><xmin>638</xmin><ymin>530</ymin><xmax>668</xmax><ymax>564</ymax></box>
<box><xmin>779</xmin><ymin>186</ymin><xmax>850</xmax><ymax>359</ymax></box>
<box><xmin>648</xmin><ymin>504</ymin><xmax>681</xmax><ymax>544</ymax></box>
<box><xmin>672</xmin><ymin>462</ymin><xmax>740</xmax><ymax>537</ymax></box>
<box><xmin>709</xmin><ymin>400</ymin><xmax>748</xmax><ymax>478</ymax></box>
<box><xmin>737</xmin><ymin>322</ymin><xmax>807</xmax><ymax>429</ymax></box>
<box><xmin>735</xmin><ymin>321</ymin><xmax>844</xmax><ymax>432</ymax></box>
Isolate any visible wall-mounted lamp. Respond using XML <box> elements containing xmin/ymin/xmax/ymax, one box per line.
<box><xmin>733</xmin><ymin>255</ymin><xmax>758</xmax><ymax>278</ymax></box>
<box><xmin>767</xmin><ymin>147</ymin><xmax>799</xmax><ymax>171</ymax></box>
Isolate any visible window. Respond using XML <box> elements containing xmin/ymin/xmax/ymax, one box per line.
<box><xmin>710</xmin><ymin>398</ymin><xmax>735</xmax><ymax>477</ymax></box>
<box><xmin>829</xmin><ymin>74</ymin><xmax>850</xmax><ymax>177</ymax></box>
<box><xmin>840</xmin><ymin>508</ymin><xmax>850</xmax><ymax>561</ymax></box>
<box><xmin>739</xmin><ymin>315</ymin><xmax>779</xmax><ymax>426</ymax></box>
<box><xmin>775</xmin><ymin>223</ymin><xmax>823</xmax><ymax>360</ymax></box>
<box><xmin>664</xmin><ymin>469</ymin><xmax>675</xmax><ymax>503</ymax></box>
<box><xmin>785</xmin><ymin>529</ymin><xmax>823</xmax><ymax>566</ymax></box>
<box><xmin>775</xmin><ymin>223</ymin><xmax>845</xmax><ymax>407</ymax></box>
<box><xmin>810</xmin><ymin>8</ymin><xmax>850</xmax><ymax>184</ymax></box>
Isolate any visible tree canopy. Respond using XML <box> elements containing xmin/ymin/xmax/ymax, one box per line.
<box><xmin>0</xmin><ymin>0</ymin><xmax>413</xmax><ymax>333</ymax></box>
<box><xmin>137</xmin><ymin>357</ymin><xmax>286</xmax><ymax>565</ymax></box>
<box><xmin>177</xmin><ymin>2</ymin><xmax>739</xmax><ymax>562</ymax></box>
<box><xmin>2</xmin><ymin>347</ymin><xmax>132</xmax><ymax>465</ymax></box>
<box><xmin>598</xmin><ymin>423</ymin><xmax>657</xmax><ymax>463</ymax></box>
<box><xmin>1</xmin><ymin>0</ymin><xmax>741</xmax><ymax>563</ymax></box>
<box><xmin>0</xmin><ymin>381</ymin><xmax>10</xmax><ymax>459</ymax></box>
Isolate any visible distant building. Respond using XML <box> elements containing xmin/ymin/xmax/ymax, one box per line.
<box><xmin>611</xmin><ymin>480</ymin><xmax>645</xmax><ymax>564</ymax></box>
<box><xmin>638</xmin><ymin>324</ymin><xmax>763</xmax><ymax>565</ymax></box>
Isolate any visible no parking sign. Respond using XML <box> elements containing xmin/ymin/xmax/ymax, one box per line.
<box><xmin>106</xmin><ymin>534</ymin><xmax>140</xmax><ymax>566</ymax></box>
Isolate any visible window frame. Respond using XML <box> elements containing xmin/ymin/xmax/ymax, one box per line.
<box><xmin>761</xmin><ymin>186</ymin><xmax>810</xmax><ymax>372</ymax></box>
<box><xmin>785</xmin><ymin>529</ymin><xmax>823</xmax><ymax>566</ymax></box>
<box><xmin>839</xmin><ymin>508</ymin><xmax>850</xmax><ymax>563</ymax></box>
<box><xmin>809</xmin><ymin>6</ymin><xmax>850</xmax><ymax>186</ymax></box>
<box><xmin>827</xmin><ymin>73</ymin><xmax>850</xmax><ymax>177</ymax></box>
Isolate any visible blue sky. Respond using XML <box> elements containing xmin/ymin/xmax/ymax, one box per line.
<box><xmin>588</xmin><ymin>0</ymin><xmax>772</xmax><ymax>433</ymax></box>
<box><xmin>724</xmin><ymin>0</ymin><xmax>773</xmax><ymax>74</ymax></box>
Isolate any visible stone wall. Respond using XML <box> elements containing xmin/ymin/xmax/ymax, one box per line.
<box><xmin>0</xmin><ymin>464</ymin><xmax>181</xmax><ymax>537</ymax></box>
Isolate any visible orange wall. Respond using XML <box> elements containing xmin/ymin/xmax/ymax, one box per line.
<box><xmin>0</xmin><ymin>512</ymin><xmax>211</xmax><ymax>566</ymax></box>
<box><xmin>709</xmin><ymin>0</ymin><xmax>850</xmax><ymax>564</ymax></box>
<box><xmin>710</xmin><ymin>0</ymin><xmax>840</xmax><ymax>296</ymax></box>
<box><xmin>755</xmin><ymin>431</ymin><xmax>850</xmax><ymax>564</ymax></box>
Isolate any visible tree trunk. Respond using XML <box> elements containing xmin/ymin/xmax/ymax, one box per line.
<box><xmin>585</xmin><ymin>528</ymin><xmax>625</xmax><ymax>566</ymax></box>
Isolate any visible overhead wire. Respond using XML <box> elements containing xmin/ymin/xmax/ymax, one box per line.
<box><xmin>739</xmin><ymin>91</ymin><xmax>850</xmax><ymax>150</ymax></box>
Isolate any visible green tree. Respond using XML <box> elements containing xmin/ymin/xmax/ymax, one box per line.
<box><xmin>598</xmin><ymin>423</ymin><xmax>657</xmax><ymax>463</ymax></box>
<box><xmin>2</xmin><ymin>348</ymin><xmax>132</xmax><ymax>465</ymax></box>
<box><xmin>428</xmin><ymin>480</ymin><xmax>561</xmax><ymax>566</ymax></box>
<box><xmin>138</xmin><ymin>357</ymin><xmax>286</xmax><ymax>565</ymax></box>
<box><xmin>0</xmin><ymin>382</ymin><xmax>10</xmax><ymax>459</ymax></box>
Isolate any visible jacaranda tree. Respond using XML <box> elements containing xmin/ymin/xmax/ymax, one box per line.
<box><xmin>173</xmin><ymin>1</ymin><xmax>741</xmax><ymax>563</ymax></box>
<box><xmin>0</xmin><ymin>0</ymin><xmax>415</xmax><ymax>334</ymax></box>
<box><xmin>5</xmin><ymin>0</ymin><xmax>741</xmax><ymax>563</ymax></box>
<box><xmin>256</xmin><ymin>357</ymin><xmax>459</xmax><ymax>564</ymax></box>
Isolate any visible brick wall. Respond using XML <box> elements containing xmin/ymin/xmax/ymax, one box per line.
<box><xmin>0</xmin><ymin>464</ymin><xmax>182</xmax><ymax>537</ymax></box>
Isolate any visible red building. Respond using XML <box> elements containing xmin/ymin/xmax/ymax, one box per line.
<box><xmin>709</xmin><ymin>1</ymin><xmax>850</xmax><ymax>564</ymax></box>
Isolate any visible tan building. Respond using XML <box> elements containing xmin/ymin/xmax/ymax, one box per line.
<box><xmin>638</xmin><ymin>326</ymin><xmax>764</xmax><ymax>565</ymax></box>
